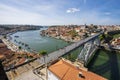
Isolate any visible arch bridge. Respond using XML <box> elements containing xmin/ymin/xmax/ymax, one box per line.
<box><xmin>39</xmin><ymin>31</ymin><xmax>104</xmax><ymax>66</ymax></box>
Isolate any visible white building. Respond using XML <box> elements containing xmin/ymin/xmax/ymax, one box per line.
<box><xmin>47</xmin><ymin>59</ymin><xmax>107</xmax><ymax>80</ymax></box>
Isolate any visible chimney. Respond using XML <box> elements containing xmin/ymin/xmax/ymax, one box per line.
<box><xmin>78</xmin><ymin>72</ymin><xmax>85</xmax><ymax>78</ymax></box>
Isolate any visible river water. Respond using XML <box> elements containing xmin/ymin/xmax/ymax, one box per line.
<box><xmin>87</xmin><ymin>49</ymin><xmax>120</xmax><ymax>80</ymax></box>
<box><xmin>10</xmin><ymin>29</ymin><xmax>120</xmax><ymax>80</ymax></box>
<box><xmin>10</xmin><ymin>29</ymin><xmax>71</xmax><ymax>53</ymax></box>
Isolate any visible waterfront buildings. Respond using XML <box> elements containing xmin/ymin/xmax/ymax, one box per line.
<box><xmin>111</xmin><ymin>37</ymin><xmax>120</xmax><ymax>50</ymax></box>
<box><xmin>41</xmin><ymin>25</ymin><xmax>120</xmax><ymax>42</ymax></box>
<box><xmin>0</xmin><ymin>38</ymin><xmax>39</xmax><ymax>75</ymax></box>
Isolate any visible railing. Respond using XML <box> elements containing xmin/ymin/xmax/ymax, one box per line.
<box><xmin>38</xmin><ymin>31</ymin><xmax>103</xmax><ymax>64</ymax></box>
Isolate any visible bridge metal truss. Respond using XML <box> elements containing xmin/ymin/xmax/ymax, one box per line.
<box><xmin>78</xmin><ymin>36</ymin><xmax>100</xmax><ymax>65</ymax></box>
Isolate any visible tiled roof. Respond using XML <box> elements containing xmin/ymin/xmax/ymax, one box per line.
<box><xmin>48</xmin><ymin>59</ymin><xmax>107</xmax><ymax>80</ymax></box>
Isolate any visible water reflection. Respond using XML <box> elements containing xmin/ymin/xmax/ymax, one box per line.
<box><xmin>87</xmin><ymin>48</ymin><xmax>120</xmax><ymax>80</ymax></box>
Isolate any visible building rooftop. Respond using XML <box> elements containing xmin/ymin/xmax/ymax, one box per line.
<box><xmin>48</xmin><ymin>59</ymin><xmax>107</xmax><ymax>80</ymax></box>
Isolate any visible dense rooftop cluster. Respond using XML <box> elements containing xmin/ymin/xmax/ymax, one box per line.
<box><xmin>111</xmin><ymin>37</ymin><xmax>120</xmax><ymax>50</ymax></box>
<box><xmin>0</xmin><ymin>39</ymin><xmax>38</xmax><ymax>71</ymax></box>
<box><xmin>41</xmin><ymin>24</ymin><xmax>120</xmax><ymax>42</ymax></box>
<box><xmin>0</xmin><ymin>25</ymin><xmax>42</xmax><ymax>35</ymax></box>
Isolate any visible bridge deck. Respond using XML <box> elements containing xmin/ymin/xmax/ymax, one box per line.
<box><xmin>39</xmin><ymin>32</ymin><xmax>103</xmax><ymax>64</ymax></box>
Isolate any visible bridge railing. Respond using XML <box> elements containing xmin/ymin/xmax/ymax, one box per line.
<box><xmin>38</xmin><ymin>31</ymin><xmax>104</xmax><ymax>64</ymax></box>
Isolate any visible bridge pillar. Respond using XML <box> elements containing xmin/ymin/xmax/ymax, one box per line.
<box><xmin>77</xmin><ymin>36</ymin><xmax>100</xmax><ymax>66</ymax></box>
<box><xmin>94</xmin><ymin>36</ymin><xmax>101</xmax><ymax>46</ymax></box>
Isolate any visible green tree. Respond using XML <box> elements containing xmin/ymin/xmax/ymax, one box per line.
<box><xmin>67</xmin><ymin>53</ymin><xmax>72</xmax><ymax>60</ymax></box>
<box><xmin>39</xmin><ymin>50</ymin><xmax>47</xmax><ymax>56</ymax></box>
<box><xmin>99</xmin><ymin>33</ymin><xmax>113</xmax><ymax>43</ymax></box>
<box><xmin>105</xmin><ymin>34</ymin><xmax>113</xmax><ymax>43</ymax></box>
<box><xmin>69</xmin><ymin>30</ymin><xmax>78</xmax><ymax>38</ymax></box>
<box><xmin>84</xmin><ymin>32</ymin><xmax>89</xmax><ymax>38</ymax></box>
<box><xmin>99</xmin><ymin>34</ymin><xmax>105</xmax><ymax>41</ymax></box>
<box><xmin>3</xmin><ymin>35</ymin><xmax>7</xmax><ymax>39</ymax></box>
<box><xmin>18</xmin><ymin>46</ymin><xmax>22</xmax><ymax>50</ymax></box>
<box><xmin>39</xmin><ymin>50</ymin><xmax>48</xmax><ymax>80</ymax></box>
<box><xmin>39</xmin><ymin>50</ymin><xmax>48</xmax><ymax>63</ymax></box>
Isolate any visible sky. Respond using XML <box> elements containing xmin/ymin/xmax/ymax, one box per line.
<box><xmin>0</xmin><ymin>0</ymin><xmax>120</xmax><ymax>25</ymax></box>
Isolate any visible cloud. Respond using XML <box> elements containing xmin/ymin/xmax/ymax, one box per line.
<box><xmin>0</xmin><ymin>4</ymin><xmax>59</xmax><ymax>25</ymax></box>
<box><xmin>104</xmin><ymin>12</ymin><xmax>111</xmax><ymax>15</ymax></box>
<box><xmin>0</xmin><ymin>0</ymin><xmax>119</xmax><ymax>25</ymax></box>
<box><xmin>66</xmin><ymin>8</ymin><xmax>80</xmax><ymax>13</ymax></box>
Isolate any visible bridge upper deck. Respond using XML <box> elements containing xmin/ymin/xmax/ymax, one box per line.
<box><xmin>39</xmin><ymin>31</ymin><xmax>104</xmax><ymax>64</ymax></box>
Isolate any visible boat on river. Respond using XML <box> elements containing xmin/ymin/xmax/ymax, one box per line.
<box><xmin>14</xmin><ymin>35</ymin><xmax>19</xmax><ymax>38</ymax></box>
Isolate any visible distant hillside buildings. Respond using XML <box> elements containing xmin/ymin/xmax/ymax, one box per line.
<box><xmin>0</xmin><ymin>25</ymin><xmax>42</xmax><ymax>35</ymax></box>
<box><xmin>41</xmin><ymin>24</ymin><xmax>120</xmax><ymax>42</ymax></box>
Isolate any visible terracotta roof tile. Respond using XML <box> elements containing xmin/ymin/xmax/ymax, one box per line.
<box><xmin>49</xmin><ymin>59</ymin><xmax>107</xmax><ymax>80</ymax></box>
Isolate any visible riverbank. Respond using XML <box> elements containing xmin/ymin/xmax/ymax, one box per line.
<box><xmin>0</xmin><ymin>38</ymin><xmax>39</xmax><ymax>71</ymax></box>
<box><xmin>40</xmin><ymin>26</ymin><xmax>85</xmax><ymax>42</ymax></box>
<box><xmin>0</xmin><ymin>24</ymin><xmax>42</xmax><ymax>35</ymax></box>
<box><xmin>87</xmin><ymin>33</ymin><xmax>120</xmax><ymax>80</ymax></box>
<box><xmin>2</xmin><ymin>38</ymin><xmax>19</xmax><ymax>52</ymax></box>
<box><xmin>42</xmin><ymin>34</ymin><xmax>73</xmax><ymax>43</ymax></box>
<box><xmin>10</xmin><ymin>30</ymin><xmax>71</xmax><ymax>53</ymax></box>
